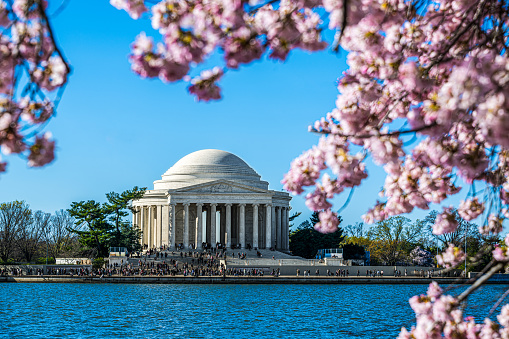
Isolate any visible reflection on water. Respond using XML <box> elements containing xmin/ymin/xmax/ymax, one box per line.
<box><xmin>0</xmin><ymin>283</ymin><xmax>506</xmax><ymax>338</ymax></box>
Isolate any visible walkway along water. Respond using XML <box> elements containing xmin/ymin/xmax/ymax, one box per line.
<box><xmin>1</xmin><ymin>275</ymin><xmax>505</xmax><ymax>284</ymax></box>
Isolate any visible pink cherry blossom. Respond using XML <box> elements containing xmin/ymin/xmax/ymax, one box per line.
<box><xmin>437</xmin><ymin>243</ymin><xmax>466</xmax><ymax>268</ymax></box>
<box><xmin>313</xmin><ymin>209</ymin><xmax>339</xmax><ymax>234</ymax></box>
<box><xmin>458</xmin><ymin>198</ymin><xmax>484</xmax><ymax>221</ymax></box>
<box><xmin>188</xmin><ymin>67</ymin><xmax>224</xmax><ymax>102</ymax></box>
<box><xmin>0</xmin><ymin>1</ymin><xmax>10</xmax><ymax>26</ymax></box>
<box><xmin>33</xmin><ymin>56</ymin><xmax>68</xmax><ymax>92</ymax></box>
<box><xmin>110</xmin><ymin>0</ymin><xmax>147</xmax><ymax>19</ymax></box>
<box><xmin>0</xmin><ymin>0</ymin><xmax>70</xmax><ymax>172</ymax></box>
<box><xmin>27</xmin><ymin>132</ymin><xmax>55</xmax><ymax>167</ymax></box>
<box><xmin>111</xmin><ymin>1</ymin><xmax>509</xmax><ymax>337</ymax></box>
<box><xmin>432</xmin><ymin>208</ymin><xmax>458</xmax><ymax>235</ymax></box>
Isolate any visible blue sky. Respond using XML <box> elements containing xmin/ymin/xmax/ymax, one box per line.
<box><xmin>0</xmin><ymin>1</ymin><xmax>465</xmax><ymax>230</ymax></box>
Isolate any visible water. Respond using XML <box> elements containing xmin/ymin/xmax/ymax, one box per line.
<box><xmin>0</xmin><ymin>283</ymin><xmax>507</xmax><ymax>338</ymax></box>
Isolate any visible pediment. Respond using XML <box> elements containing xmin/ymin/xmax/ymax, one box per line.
<box><xmin>170</xmin><ymin>180</ymin><xmax>268</xmax><ymax>194</ymax></box>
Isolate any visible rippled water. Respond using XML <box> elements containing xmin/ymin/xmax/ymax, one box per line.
<box><xmin>0</xmin><ymin>283</ymin><xmax>507</xmax><ymax>338</ymax></box>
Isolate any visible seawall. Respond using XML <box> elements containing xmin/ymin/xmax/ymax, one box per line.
<box><xmin>0</xmin><ymin>275</ymin><xmax>495</xmax><ymax>284</ymax></box>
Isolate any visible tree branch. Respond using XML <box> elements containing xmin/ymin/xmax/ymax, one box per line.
<box><xmin>457</xmin><ymin>261</ymin><xmax>505</xmax><ymax>303</ymax></box>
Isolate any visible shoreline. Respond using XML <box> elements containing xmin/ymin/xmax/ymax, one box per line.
<box><xmin>0</xmin><ymin>275</ymin><xmax>499</xmax><ymax>284</ymax></box>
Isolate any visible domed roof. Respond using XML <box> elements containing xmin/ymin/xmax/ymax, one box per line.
<box><xmin>153</xmin><ymin>149</ymin><xmax>268</xmax><ymax>190</ymax></box>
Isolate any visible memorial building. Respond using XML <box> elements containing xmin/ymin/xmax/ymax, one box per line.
<box><xmin>132</xmin><ymin>149</ymin><xmax>291</xmax><ymax>251</ymax></box>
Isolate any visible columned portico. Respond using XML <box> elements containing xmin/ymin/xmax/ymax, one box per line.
<box><xmin>133</xmin><ymin>149</ymin><xmax>291</xmax><ymax>252</ymax></box>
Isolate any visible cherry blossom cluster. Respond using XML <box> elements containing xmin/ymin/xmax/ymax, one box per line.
<box><xmin>187</xmin><ymin>67</ymin><xmax>224</xmax><ymax>102</ymax></box>
<box><xmin>432</xmin><ymin>207</ymin><xmax>458</xmax><ymax>235</ymax></box>
<box><xmin>282</xmin><ymin>0</ymin><xmax>509</xmax><ymax>236</ymax></box>
<box><xmin>458</xmin><ymin>198</ymin><xmax>484</xmax><ymax>222</ymax></box>
<box><xmin>111</xmin><ymin>0</ymin><xmax>509</xmax><ymax>239</ymax></box>
<box><xmin>493</xmin><ymin>234</ymin><xmax>509</xmax><ymax>262</ymax></box>
<box><xmin>111</xmin><ymin>0</ymin><xmax>328</xmax><ymax>101</ymax></box>
<box><xmin>0</xmin><ymin>0</ymin><xmax>69</xmax><ymax>172</ymax></box>
<box><xmin>436</xmin><ymin>243</ymin><xmax>465</xmax><ymax>268</ymax></box>
<box><xmin>112</xmin><ymin>0</ymin><xmax>509</xmax><ymax>338</ymax></box>
<box><xmin>400</xmin><ymin>282</ymin><xmax>509</xmax><ymax>339</ymax></box>
<box><xmin>112</xmin><ymin>1</ymin><xmax>509</xmax><ymax>334</ymax></box>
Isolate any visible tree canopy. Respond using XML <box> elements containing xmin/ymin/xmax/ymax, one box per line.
<box><xmin>290</xmin><ymin>212</ymin><xmax>344</xmax><ymax>259</ymax></box>
<box><xmin>3</xmin><ymin>0</ymin><xmax>509</xmax><ymax>336</ymax></box>
<box><xmin>68</xmin><ymin>186</ymin><xmax>145</xmax><ymax>257</ymax></box>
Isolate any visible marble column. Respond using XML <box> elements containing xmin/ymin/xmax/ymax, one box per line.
<box><xmin>196</xmin><ymin>203</ymin><xmax>203</xmax><ymax>249</ymax></box>
<box><xmin>135</xmin><ymin>207</ymin><xmax>140</xmax><ymax>229</ymax></box>
<box><xmin>225</xmin><ymin>204</ymin><xmax>232</xmax><ymax>248</ymax></box>
<box><xmin>162</xmin><ymin>205</ymin><xmax>169</xmax><ymax>247</ymax></box>
<box><xmin>135</xmin><ymin>207</ymin><xmax>141</xmax><ymax>246</ymax></box>
<box><xmin>265</xmin><ymin>204</ymin><xmax>272</xmax><ymax>249</ymax></box>
<box><xmin>252</xmin><ymin>204</ymin><xmax>259</xmax><ymax>249</ymax></box>
<box><xmin>210</xmin><ymin>203</ymin><xmax>217</xmax><ymax>247</ymax></box>
<box><xmin>148</xmin><ymin>206</ymin><xmax>153</xmax><ymax>249</ymax></box>
<box><xmin>141</xmin><ymin>207</ymin><xmax>146</xmax><ymax>247</ymax></box>
<box><xmin>170</xmin><ymin>203</ymin><xmax>176</xmax><ymax>249</ymax></box>
<box><xmin>282</xmin><ymin>207</ymin><xmax>287</xmax><ymax>250</ymax></box>
<box><xmin>183</xmin><ymin>203</ymin><xmax>189</xmax><ymax>249</ymax></box>
<box><xmin>285</xmin><ymin>207</ymin><xmax>290</xmax><ymax>250</ymax></box>
<box><xmin>276</xmin><ymin>207</ymin><xmax>281</xmax><ymax>249</ymax></box>
<box><xmin>271</xmin><ymin>205</ymin><xmax>276</xmax><ymax>248</ymax></box>
<box><xmin>239</xmin><ymin>204</ymin><xmax>246</xmax><ymax>248</ymax></box>
<box><xmin>156</xmin><ymin>205</ymin><xmax>162</xmax><ymax>248</ymax></box>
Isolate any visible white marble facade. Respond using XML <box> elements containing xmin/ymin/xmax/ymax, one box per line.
<box><xmin>132</xmin><ymin>149</ymin><xmax>291</xmax><ymax>251</ymax></box>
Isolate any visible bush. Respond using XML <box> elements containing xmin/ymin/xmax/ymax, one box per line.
<box><xmin>35</xmin><ymin>257</ymin><xmax>55</xmax><ymax>264</ymax></box>
<box><xmin>93</xmin><ymin>257</ymin><xmax>105</xmax><ymax>269</ymax></box>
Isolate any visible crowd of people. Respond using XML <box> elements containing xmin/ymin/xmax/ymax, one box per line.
<box><xmin>0</xmin><ymin>248</ymin><xmax>462</xmax><ymax>278</ymax></box>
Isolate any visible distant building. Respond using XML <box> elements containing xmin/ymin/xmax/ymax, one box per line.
<box><xmin>316</xmin><ymin>248</ymin><xmax>344</xmax><ymax>259</ymax></box>
<box><xmin>108</xmin><ymin>247</ymin><xmax>128</xmax><ymax>267</ymax></box>
<box><xmin>55</xmin><ymin>258</ymin><xmax>91</xmax><ymax>265</ymax></box>
<box><xmin>133</xmin><ymin>149</ymin><xmax>291</xmax><ymax>251</ymax></box>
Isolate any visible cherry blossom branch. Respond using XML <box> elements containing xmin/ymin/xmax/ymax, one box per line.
<box><xmin>310</xmin><ymin>122</ymin><xmax>438</xmax><ymax>138</ymax></box>
<box><xmin>457</xmin><ymin>262</ymin><xmax>505</xmax><ymax>302</ymax></box>
<box><xmin>425</xmin><ymin>0</ymin><xmax>487</xmax><ymax>71</ymax></box>
<box><xmin>38</xmin><ymin>2</ymin><xmax>70</xmax><ymax>74</ymax></box>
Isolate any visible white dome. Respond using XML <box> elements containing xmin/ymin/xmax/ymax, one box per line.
<box><xmin>153</xmin><ymin>149</ymin><xmax>268</xmax><ymax>190</ymax></box>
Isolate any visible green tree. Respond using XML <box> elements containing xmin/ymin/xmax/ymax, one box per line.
<box><xmin>288</xmin><ymin>211</ymin><xmax>301</xmax><ymax>230</ymax></box>
<box><xmin>104</xmin><ymin>186</ymin><xmax>145</xmax><ymax>250</ymax></box>
<box><xmin>289</xmin><ymin>212</ymin><xmax>344</xmax><ymax>259</ymax></box>
<box><xmin>68</xmin><ymin>200</ymin><xmax>112</xmax><ymax>257</ymax></box>
<box><xmin>366</xmin><ymin>216</ymin><xmax>422</xmax><ymax>265</ymax></box>
<box><xmin>68</xmin><ymin>187</ymin><xmax>146</xmax><ymax>257</ymax></box>
<box><xmin>423</xmin><ymin>210</ymin><xmax>479</xmax><ymax>248</ymax></box>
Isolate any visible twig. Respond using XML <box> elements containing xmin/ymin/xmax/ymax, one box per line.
<box><xmin>37</xmin><ymin>0</ymin><xmax>71</xmax><ymax>74</ymax></box>
<box><xmin>49</xmin><ymin>0</ymin><xmax>70</xmax><ymax>18</ymax></box>
<box><xmin>425</xmin><ymin>0</ymin><xmax>486</xmax><ymax>72</ymax></box>
<box><xmin>310</xmin><ymin>121</ymin><xmax>438</xmax><ymax>138</ymax></box>
<box><xmin>337</xmin><ymin>187</ymin><xmax>355</xmax><ymax>214</ymax></box>
<box><xmin>332</xmin><ymin>0</ymin><xmax>348</xmax><ymax>52</ymax></box>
